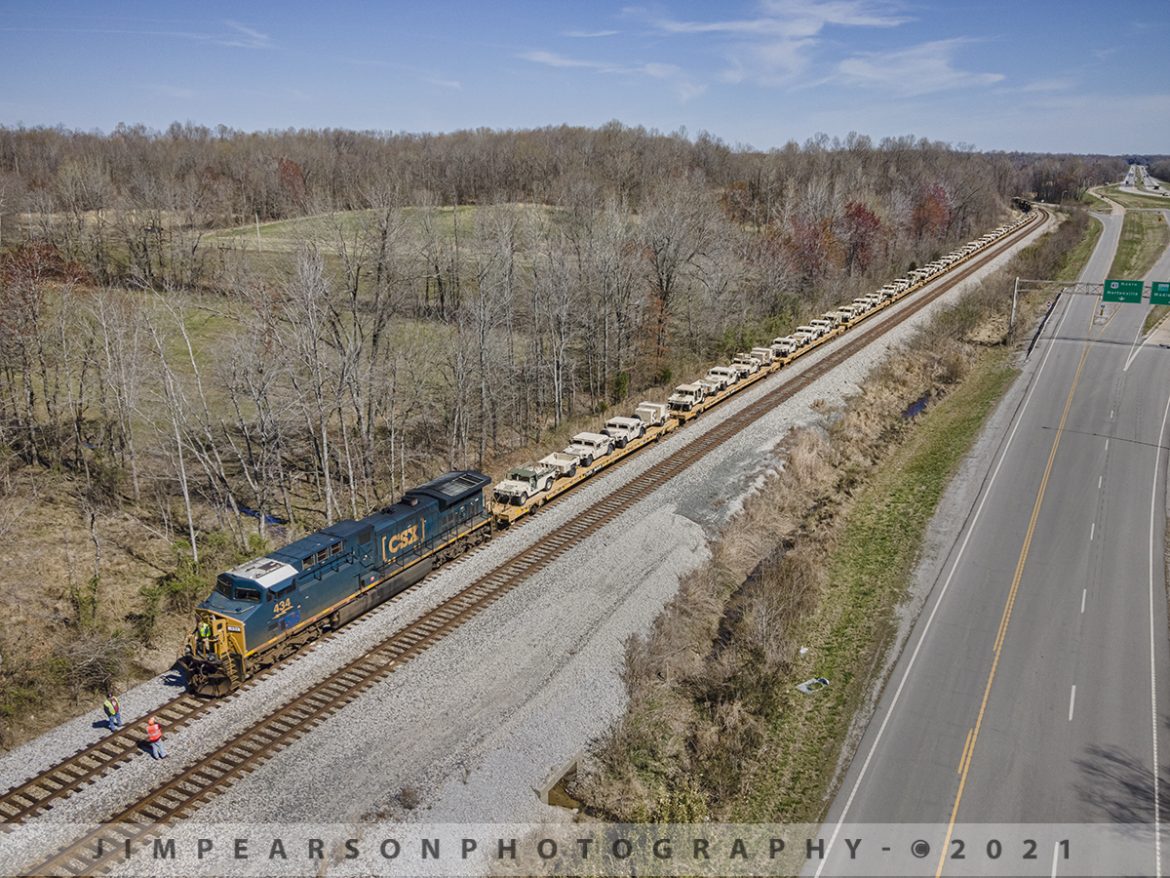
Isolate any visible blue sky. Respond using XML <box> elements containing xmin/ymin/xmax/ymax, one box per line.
<box><xmin>1</xmin><ymin>0</ymin><xmax>1167</xmax><ymax>154</ymax></box>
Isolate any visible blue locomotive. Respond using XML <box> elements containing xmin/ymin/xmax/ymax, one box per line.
<box><xmin>179</xmin><ymin>471</ymin><xmax>492</xmax><ymax>695</ymax></box>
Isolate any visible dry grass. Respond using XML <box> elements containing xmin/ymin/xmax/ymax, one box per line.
<box><xmin>1100</xmin><ymin>185</ymin><xmax>1170</xmax><ymax>210</ymax></box>
<box><xmin>0</xmin><ymin>467</ymin><xmax>182</xmax><ymax>746</ymax></box>
<box><xmin>1110</xmin><ymin>210</ymin><xmax>1170</xmax><ymax>280</ymax></box>
<box><xmin>1057</xmin><ymin>213</ymin><xmax>1103</xmax><ymax>283</ymax></box>
<box><xmin>0</xmin><ymin>456</ymin><xmax>268</xmax><ymax>749</ymax></box>
<box><xmin>738</xmin><ymin>348</ymin><xmax>1014</xmax><ymax>820</ymax></box>
<box><xmin>1144</xmin><ymin>305</ymin><xmax>1170</xmax><ymax>336</ymax></box>
<box><xmin>1080</xmin><ymin>190</ymin><xmax>1111</xmax><ymax>211</ymax></box>
<box><xmin>574</xmin><ymin>341</ymin><xmax>953</xmax><ymax>821</ymax></box>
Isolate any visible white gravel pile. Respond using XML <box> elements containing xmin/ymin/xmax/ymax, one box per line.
<box><xmin>1</xmin><ymin>217</ymin><xmax>1052</xmax><ymax>873</ymax></box>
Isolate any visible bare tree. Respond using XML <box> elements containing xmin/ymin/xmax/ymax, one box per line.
<box><xmin>640</xmin><ymin>177</ymin><xmax>722</xmax><ymax>359</ymax></box>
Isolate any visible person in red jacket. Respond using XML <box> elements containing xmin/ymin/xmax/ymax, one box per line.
<box><xmin>146</xmin><ymin>716</ymin><xmax>168</xmax><ymax>760</ymax></box>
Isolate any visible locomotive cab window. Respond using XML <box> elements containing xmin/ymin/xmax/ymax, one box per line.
<box><xmin>215</xmin><ymin>575</ymin><xmax>233</xmax><ymax>598</ymax></box>
<box><xmin>235</xmin><ymin>586</ymin><xmax>261</xmax><ymax>602</ymax></box>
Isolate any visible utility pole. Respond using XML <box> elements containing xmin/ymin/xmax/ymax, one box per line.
<box><xmin>1010</xmin><ymin>276</ymin><xmax>1020</xmax><ymax>337</ymax></box>
<box><xmin>1010</xmin><ymin>279</ymin><xmax>1107</xmax><ymax>338</ymax></box>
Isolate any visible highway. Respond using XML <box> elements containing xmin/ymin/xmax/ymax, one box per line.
<box><xmin>814</xmin><ymin>208</ymin><xmax>1170</xmax><ymax>876</ymax></box>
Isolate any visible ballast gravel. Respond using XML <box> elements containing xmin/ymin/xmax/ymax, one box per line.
<box><xmin>0</xmin><ymin>217</ymin><xmax>1053</xmax><ymax>873</ymax></box>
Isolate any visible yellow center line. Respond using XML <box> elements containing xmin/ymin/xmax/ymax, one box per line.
<box><xmin>935</xmin><ymin>333</ymin><xmax>1092</xmax><ymax>878</ymax></box>
<box><xmin>957</xmin><ymin>728</ymin><xmax>973</xmax><ymax>775</ymax></box>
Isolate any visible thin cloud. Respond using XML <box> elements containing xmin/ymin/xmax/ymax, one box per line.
<box><xmin>563</xmin><ymin>29</ymin><xmax>620</xmax><ymax>38</ymax></box>
<box><xmin>1016</xmin><ymin>77</ymin><xmax>1075</xmax><ymax>93</ymax></box>
<box><xmin>635</xmin><ymin>62</ymin><xmax>707</xmax><ymax>100</ymax></box>
<box><xmin>834</xmin><ymin>39</ymin><xmax>1003</xmax><ymax>95</ymax></box>
<box><xmin>519</xmin><ymin>50</ymin><xmax>704</xmax><ymax>101</ymax></box>
<box><xmin>0</xmin><ymin>20</ymin><xmax>274</xmax><ymax>50</ymax></box>
<box><xmin>338</xmin><ymin>56</ymin><xmax>461</xmax><ymax>91</ymax></box>
<box><xmin>218</xmin><ymin>20</ymin><xmax>272</xmax><ymax>50</ymax></box>
<box><xmin>628</xmin><ymin>0</ymin><xmax>909</xmax><ymax>86</ymax></box>
<box><xmin>642</xmin><ymin>0</ymin><xmax>906</xmax><ymax>36</ymax></box>
<box><xmin>520</xmin><ymin>50</ymin><xmax>607</xmax><ymax>69</ymax></box>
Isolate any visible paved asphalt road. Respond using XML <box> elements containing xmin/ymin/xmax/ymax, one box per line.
<box><xmin>811</xmin><ymin>209</ymin><xmax>1170</xmax><ymax>877</ymax></box>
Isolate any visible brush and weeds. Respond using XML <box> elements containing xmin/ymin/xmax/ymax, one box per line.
<box><xmin>572</xmin><ymin>209</ymin><xmax>1099</xmax><ymax>823</ymax></box>
<box><xmin>1079</xmin><ymin>190</ymin><xmax>1111</xmax><ymax>211</ymax></box>
<box><xmin>1144</xmin><ymin>306</ymin><xmax>1170</xmax><ymax>336</ymax></box>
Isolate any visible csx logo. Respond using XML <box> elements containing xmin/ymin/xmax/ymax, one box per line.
<box><xmin>384</xmin><ymin>524</ymin><xmax>420</xmax><ymax>556</ymax></box>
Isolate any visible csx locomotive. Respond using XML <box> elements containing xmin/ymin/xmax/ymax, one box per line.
<box><xmin>179</xmin><ymin>471</ymin><xmax>492</xmax><ymax>696</ymax></box>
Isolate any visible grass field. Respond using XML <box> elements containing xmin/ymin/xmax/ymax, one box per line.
<box><xmin>1109</xmin><ymin>210</ymin><xmax>1170</xmax><ymax>279</ymax></box>
<box><xmin>205</xmin><ymin>202</ymin><xmax>568</xmax><ymax>286</ymax></box>
<box><xmin>1100</xmin><ymin>185</ymin><xmax>1170</xmax><ymax>210</ymax></box>
<box><xmin>209</xmin><ymin>203</ymin><xmax>563</xmax><ymax>254</ymax></box>
<box><xmin>1079</xmin><ymin>190</ymin><xmax>1111</xmax><ymax>211</ymax></box>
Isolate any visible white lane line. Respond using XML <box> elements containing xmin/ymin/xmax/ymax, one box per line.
<box><xmin>1147</xmin><ymin>388</ymin><xmax>1170</xmax><ymax>878</ymax></box>
<box><xmin>1051</xmin><ymin>839</ymin><xmax>1062</xmax><ymax>878</ymax></box>
<box><xmin>1106</xmin><ymin>438</ymin><xmax>1111</xmax><ymax>452</ymax></box>
<box><xmin>1090</xmin><ymin>522</ymin><xmax>1096</xmax><ymax>541</ymax></box>
<box><xmin>1068</xmin><ymin>685</ymin><xmax>1077</xmax><ymax>721</ymax></box>
<box><xmin>1099</xmin><ymin>475</ymin><xmax>1103</xmax><ymax>490</ymax></box>
<box><xmin>813</xmin><ymin>291</ymin><xmax>1079</xmax><ymax>876</ymax></box>
<box><xmin>1081</xmin><ymin>589</ymin><xmax>1087</xmax><ymax>613</ymax></box>
<box><xmin>1124</xmin><ymin>321</ymin><xmax>1153</xmax><ymax>372</ymax></box>
<box><xmin>1111</xmin><ymin>408</ymin><xmax>1116</xmax><ymax>419</ymax></box>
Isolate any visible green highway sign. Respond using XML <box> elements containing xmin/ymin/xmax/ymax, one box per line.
<box><xmin>1151</xmin><ymin>282</ymin><xmax>1170</xmax><ymax>306</ymax></box>
<box><xmin>1103</xmin><ymin>279</ymin><xmax>1143</xmax><ymax>303</ymax></box>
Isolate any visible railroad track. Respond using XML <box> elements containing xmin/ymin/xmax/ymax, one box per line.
<box><xmin>0</xmin><ymin>693</ymin><xmax>203</xmax><ymax>827</ymax></box>
<box><xmin>16</xmin><ymin>209</ymin><xmax>1046</xmax><ymax>876</ymax></box>
<box><xmin>0</xmin><ymin>528</ymin><xmax>498</xmax><ymax>827</ymax></box>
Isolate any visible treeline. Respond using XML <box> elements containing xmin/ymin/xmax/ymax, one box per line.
<box><xmin>1000</xmin><ymin>151</ymin><xmax>1126</xmax><ymax>203</ymax></box>
<box><xmin>0</xmin><ymin>124</ymin><xmax>1122</xmax><ymax>550</ymax></box>
<box><xmin>0</xmin><ymin>122</ymin><xmax>1124</xmax><ymax>223</ymax></box>
<box><xmin>1148</xmin><ymin>159</ymin><xmax>1170</xmax><ymax>182</ymax></box>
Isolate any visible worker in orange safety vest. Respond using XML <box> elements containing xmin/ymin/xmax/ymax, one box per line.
<box><xmin>146</xmin><ymin>716</ymin><xmax>168</xmax><ymax>760</ymax></box>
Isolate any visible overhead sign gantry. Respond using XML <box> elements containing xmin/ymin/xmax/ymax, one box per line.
<box><xmin>1103</xmin><ymin>279</ymin><xmax>1144</xmax><ymax>303</ymax></box>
